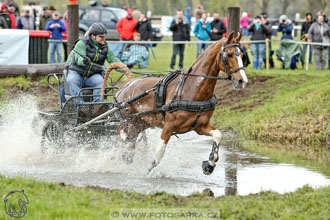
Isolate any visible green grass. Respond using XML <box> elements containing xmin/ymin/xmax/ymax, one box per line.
<box><xmin>212</xmin><ymin>70</ymin><xmax>330</xmax><ymax>145</ymax></box>
<box><xmin>0</xmin><ymin>175</ymin><xmax>329</xmax><ymax>220</ymax></box>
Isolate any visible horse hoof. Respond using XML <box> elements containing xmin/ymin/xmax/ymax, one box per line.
<box><xmin>122</xmin><ymin>152</ymin><xmax>135</xmax><ymax>164</ymax></box>
<box><xmin>202</xmin><ymin>161</ymin><xmax>215</xmax><ymax>175</ymax></box>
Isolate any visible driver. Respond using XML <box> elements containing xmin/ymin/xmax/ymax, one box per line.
<box><xmin>64</xmin><ymin>23</ymin><xmax>132</xmax><ymax>115</ymax></box>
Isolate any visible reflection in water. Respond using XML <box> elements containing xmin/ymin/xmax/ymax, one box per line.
<box><xmin>224</xmin><ymin>142</ymin><xmax>238</xmax><ymax>196</ymax></box>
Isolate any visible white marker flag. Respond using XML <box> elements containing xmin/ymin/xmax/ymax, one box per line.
<box><xmin>0</xmin><ymin>29</ymin><xmax>29</xmax><ymax>65</ymax></box>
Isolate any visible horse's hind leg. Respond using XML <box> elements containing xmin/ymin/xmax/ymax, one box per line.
<box><xmin>196</xmin><ymin>123</ymin><xmax>222</xmax><ymax>175</ymax></box>
<box><xmin>118</xmin><ymin>119</ymin><xmax>150</xmax><ymax>164</ymax></box>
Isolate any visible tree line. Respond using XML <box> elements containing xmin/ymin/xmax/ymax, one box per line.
<box><xmin>17</xmin><ymin>0</ymin><xmax>330</xmax><ymax>19</ymax></box>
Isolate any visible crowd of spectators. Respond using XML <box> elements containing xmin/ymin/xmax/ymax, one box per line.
<box><xmin>1</xmin><ymin>0</ymin><xmax>329</xmax><ymax>70</ymax></box>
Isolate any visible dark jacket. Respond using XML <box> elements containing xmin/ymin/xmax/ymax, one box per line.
<box><xmin>248</xmin><ymin>23</ymin><xmax>268</xmax><ymax>41</ymax></box>
<box><xmin>263</xmin><ymin>20</ymin><xmax>272</xmax><ymax>39</ymax></box>
<box><xmin>68</xmin><ymin>36</ymin><xmax>115</xmax><ymax>76</ymax></box>
<box><xmin>277</xmin><ymin>23</ymin><xmax>293</xmax><ymax>40</ymax></box>
<box><xmin>170</xmin><ymin>17</ymin><xmax>190</xmax><ymax>41</ymax></box>
<box><xmin>301</xmin><ymin>21</ymin><xmax>312</xmax><ymax>39</ymax></box>
<box><xmin>134</xmin><ymin>19</ymin><xmax>152</xmax><ymax>41</ymax></box>
<box><xmin>39</xmin><ymin>14</ymin><xmax>52</xmax><ymax>30</ymax></box>
<box><xmin>210</xmin><ymin>19</ymin><xmax>226</xmax><ymax>40</ymax></box>
<box><xmin>0</xmin><ymin>14</ymin><xmax>11</xmax><ymax>29</ymax></box>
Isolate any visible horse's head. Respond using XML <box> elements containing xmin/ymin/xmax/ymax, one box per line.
<box><xmin>217</xmin><ymin>31</ymin><xmax>248</xmax><ymax>89</ymax></box>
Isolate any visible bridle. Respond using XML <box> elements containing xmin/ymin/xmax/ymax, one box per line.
<box><xmin>217</xmin><ymin>39</ymin><xmax>245</xmax><ymax>80</ymax></box>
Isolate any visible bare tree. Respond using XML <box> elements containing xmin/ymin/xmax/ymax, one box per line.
<box><xmin>278</xmin><ymin>0</ymin><xmax>291</xmax><ymax>15</ymax></box>
<box><xmin>253</xmin><ymin>0</ymin><xmax>270</xmax><ymax>13</ymax></box>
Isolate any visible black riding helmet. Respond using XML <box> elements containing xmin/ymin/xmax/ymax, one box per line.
<box><xmin>89</xmin><ymin>23</ymin><xmax>107</xmax><ymax>37</ymax></box>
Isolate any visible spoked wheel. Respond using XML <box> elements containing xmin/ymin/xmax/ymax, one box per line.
<box><xmin>41</xmin><ymin>121</ymin><xmax>65</xmax><ymax>153</ymax></box>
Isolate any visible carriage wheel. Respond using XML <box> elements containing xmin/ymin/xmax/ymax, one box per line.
<box><xmin>40</xmin><ymin>121</ymin><xmax>65</xmax><ymax>153</ymax></box>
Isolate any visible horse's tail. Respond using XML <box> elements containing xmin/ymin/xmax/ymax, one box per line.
<box><xmin>100</xmin><ymin>62</ymin><xmax>134</xmax><ymax>100</ymax></box>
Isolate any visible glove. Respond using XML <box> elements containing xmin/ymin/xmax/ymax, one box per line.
<box><xmin>83</xmin><ymin>57</ymin><xmax>91</xmax><ymax>65</ymax></box>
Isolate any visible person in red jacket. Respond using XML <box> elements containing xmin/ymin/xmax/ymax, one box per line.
<box><xmin>7</xmin><ymin>5</ymin><xmax>16</xmax><ymax>29</ymax></box>
<box><xmin>116</xmin><ymin>9</ymin><xmax>137</xmax><ymax>60</ymax></box>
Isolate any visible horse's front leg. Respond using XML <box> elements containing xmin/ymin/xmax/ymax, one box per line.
<box><xmin>196</xmin><ymin>123</ymin><xmax>222</xmax><ymax>175</ymax></box>
<box><xmin>148</xmin><ymin>124</ymin><xmax>173</xmax><ymax>173</ymax></box>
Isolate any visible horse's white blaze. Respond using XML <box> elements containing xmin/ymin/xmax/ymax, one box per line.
<box><xmin>210</xmin><ymin>129</ymin><xmax>222</xmax><ymax>145</ymax></box>
<box><xmin>236</xmin><ymin>55</ymin><xmax>248</xmax><ymax>84</ymax></box>
<box><xmin>120</xmin><ymin>130</ymin><xmax>128</xmax><ymax>141</ymax></box>
<box><xmin>155</xmin><ymin>139</ymin><xmax>166</xmax><ymax>164</ymax></box>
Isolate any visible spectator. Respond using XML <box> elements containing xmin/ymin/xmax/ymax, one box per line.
<box><xmin>102</xmin><ymin>1</ymin><xmax>109</xmax><ymax>7</ymax></box>
<box><xmin>240</xmin><ymin>12</ymin><xmax>249</xmax><ymax>36</ymax></box>
<box><xmin>222</xmin><ymin>16</ymin><xmax>228</xmax><ymax>37</ymax></box>
<box><xmin>39</xmin><ymin>6</ymin><xmax>52</xmax><ymax>30</ymax></box>
<box><xmin>6</xmin><ymin>0</ymin><xmax>20</xmax><ymax>18</ymax></box>
<box><xmin>132</xmin><ymin>6</ymin><xmax>141</xmax><ymax>21</ymax></box>
<box><xmin>210</xmin><ymin>13</ymin><xmax>226</xmax><ymax>41</ymax></box>
<box><xmin>49</xmin><ymin>6</ymin><xmax>56</xmax><ymax>14</ymax></box>
<box><xmin>0</xmin><ymin>4</ymin><xmax>12</xmax><ymax>29</ymax></box>
<box><xmin>277</xmin><ymin>15</ymin><xmax>293</xmax><ymax>40</ymax></box>
<box><xmin>308</xmin><ymin>15</ymin><xmax>330</xmax><ymax>70</ymax></box>
<box><xmin>7</xmin><ymin>5</ymin><xmax>16</xmax><ymax>28</ymax></box>
<box><xmin>122</xmin><ymin>33</ymin><xmax>150</xmax><ymax>69</ymax></box>
<box><xmin>193</xmin><ymin>12</ymin><xmax>211</xmax><ymax>57</ymax></box>
<box><xmin>169</xmin><ymin>9</ymin><xmax>190</xmax><ymax>70</ymax></box>
<box><xmin>134</xmin><ymin>13</ymin><xmax>152</xmax><ymax>41</ymax></box>
<box><xmin>194</xmin><ymin>4</ymin><xmax>204</xmax><ymax>21</ymax></box>
<box><xmin>62</xmin><ymin>12</ymin><xmax>69</xmax><ymax>61</ymax></box>
<box><xmin>301</xmin><ymin>12</ymin><xmax>313</xmax><ymax>64</ymax></box>
<box><xmin>185</xmin><ymin>6</ymin><xmax>192</xmax><ymax>26</ymax></box>
<box><xmin>46</xmin><ymin>12</ymin><xmax>66</xmax><ymax>63</ymax></box>
<box><xmin>17</xmin><ymin>10</ymin><xmax>35</xmax><ymax>30</ymax></box>
<box><xmin>121</xmin><ymin>4</ymin><xmax>128</xmax><ymax>11</ymax></box>
<box><xmin>116</xmin><ymin>9</ymin><xmax>137</xmax><ymax>60</ymax></box>
<box><xmin>248</xmin><ymin>15</ymin><xmax>268</xmax><ymax>69</ymax></box>
<box><xmin>261</xmin><ymin>12</ymin><xmax>274</xmax><ymax>68</ymax></box>
<box><xmin>28</xmin><ymin>2</ymin><xmax>37</xmax><ymax>18</ymax></box>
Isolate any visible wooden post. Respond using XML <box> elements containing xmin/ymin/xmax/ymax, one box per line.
<box><xmin>266</xmin><ymin>38</ymin><xmax>269</xmax><ymax>70</ymax></box>
<box><xmin>305</xmin><ymin>43</ymin><xmax>309</xmax><ymax>71</ymax></box>
<box><xmin>227</xmin><ymin>7</ymin><xmax>240</xmax><ymax>37</ymax></box>
<box><xmin>67</xmin><ymin>0</ymin><xmax>79</xmax><ymax>57</ymax></box>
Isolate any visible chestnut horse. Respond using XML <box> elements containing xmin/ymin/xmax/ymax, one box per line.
<box><xmin>101</xmin><ymin>32</ymin><xmax>247</xmax><ymax>175</ymax></box>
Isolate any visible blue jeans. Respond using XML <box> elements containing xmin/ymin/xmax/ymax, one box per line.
<box><xmin>251</xmin><ymin>43</ymin><xmax>265</xmax><ymax>69</ymax></box>
<box><xmin>67</xmin><ymin>70</ymin><xmax>104</xmax><ymax>104</ymax></box>
<box><xmin>303</xmin><ymin>44</ymin><xmax>312</xmax><ymax>64</ymax></box>
<box><xmin>117</xmin><ymin>39</ymin><xmax>131</xmax><ymax>60</ymax></box>
<box><xmin>49</xmin><ymin>42</ymin><xmax>62</xmax><ymax>63</ymax></box>
<box><xmin>196</xmin><ymin>41</ymin><xmax>208</xmax><ymax>58</ymax></box>
<box><xmin>242</xmin><ymin>28</ymin><xmax>248</xmax><ymax>36</ymax></box>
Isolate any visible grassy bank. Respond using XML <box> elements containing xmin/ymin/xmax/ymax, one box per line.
<box><xmin>213</xmin><ymin>69</ymin><xmax>330</xmax><ymax>146</ymax></box>
<box><xmin>0</xmin><ymin>175</ymin><xmax>329</xmax><ymax>219</ymax></box>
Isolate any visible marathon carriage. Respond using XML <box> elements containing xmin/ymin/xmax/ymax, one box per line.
<box><xmin>37</xmin><ymin>66</ymin><xmax>126</xmax><ymax>153</ymax></box>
